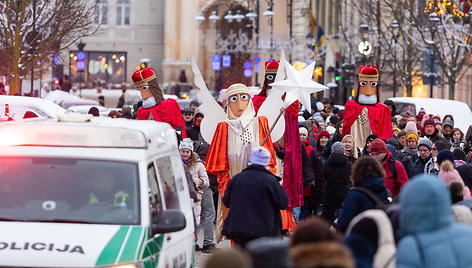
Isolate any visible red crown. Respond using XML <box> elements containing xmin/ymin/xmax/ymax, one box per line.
<box><xmin>265</xmin><ymin>60</ymin><xmax>279</xmax><ymax>73</ymax></box>
<box><xmin>132</xmin><ymin>67</ymin><xmax>157</xmax><ymax>86</ymax></box>
<box><xmin>359</xmin><ymin>65</ymin><xmax>379</xmax><ymax>78</ymax></box>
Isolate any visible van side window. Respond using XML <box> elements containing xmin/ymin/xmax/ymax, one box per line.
<box><xmin>147</xmin><ymin>163</ymin><xmax>163</xmax><ymax>214</ymax></box>
<box><xmin>155</xmin><ymin>157</ymin><xmax>180</xmax><ymax>209</ymax></box>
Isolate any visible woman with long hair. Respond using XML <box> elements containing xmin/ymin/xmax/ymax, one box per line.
<box><xmin>342</xmin><ymin>135</ymin><xmax>359</xmax><ymax>164</ymax></box>
<box><xmin>451</xmin><ymin>128</ymin><xmax>464</xmax><ymax>152</ymax></box>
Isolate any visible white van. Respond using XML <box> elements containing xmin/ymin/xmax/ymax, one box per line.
<box><xmin>0</xmin><ymin>117</ymin><xmax>194</xmax><ymax>267</ymax></box>
<box><xmin>388</xmin><ymin>97</ymin><xmax>472</xmax><ymax>133</ymax></box>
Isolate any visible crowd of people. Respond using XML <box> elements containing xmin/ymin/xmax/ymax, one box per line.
<box><xmin>196</xmin><ymin>96</ymin><xmax>472</xmax><ymax>267</ymax></box>
<box><xmin>86</xmin><ymin>64</ymin><xmax>472</xmax><ymax>267</ymax></box>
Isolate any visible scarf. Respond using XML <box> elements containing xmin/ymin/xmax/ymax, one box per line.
<box><xmin>403</xmin><ymin>146</ymin><xmax>417</xmax><ymax>157</ymax></box>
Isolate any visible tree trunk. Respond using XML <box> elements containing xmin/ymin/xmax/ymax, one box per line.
<box><xmin>448</xmin><ymin>76</ymin><xmax>456</xmax><ymax>100</ymax></box>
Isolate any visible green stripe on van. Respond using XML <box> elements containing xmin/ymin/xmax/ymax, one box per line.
<box><xmin>119</xmin><ymin>227</ymin><xmax>144</xmax><ymax>262</ymax></box>
<box><xmin>96</xmin><ymin>226</ymin><xmax>129</xmax><ymax>265</ymax></box>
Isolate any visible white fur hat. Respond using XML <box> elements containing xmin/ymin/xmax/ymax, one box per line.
<box><xmin>249</xmin><ymin>146</ymin><xmax>271</xmax><ymax>166</ymax></box>
<box><xmin>179</xmin><ymin>138</ymin><xmax>194</xmax><ymax>151</ymax></box>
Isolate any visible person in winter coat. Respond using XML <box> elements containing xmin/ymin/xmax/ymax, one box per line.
<box><xmin>438</xmin><ymin>160</ymin><xmax>471</xmax><ymax>200</ymax></box>
<box><xmin>222</xmin><ymin>147</ymin><xmax>289</xmax><ymax>248</ymax></box>
<box><xmin>309</xmin><ymin>130</ymin><xmax>330</xmax><ymax>215</ymax></box>
<box><xmin>299</xmin><ymin>127</ymin><xmax>313</xmax><ymax>156</ymax></box>
<box><xmin>321</xmin><ymin>120</ymin><xmax>343</xmax><ymax>160</ymax></box>
<box><xmin>344</xmin><ymin>210</ymin><xmax>396</xmax><ymax>268</ymax></box>
<box><xmin>397</xmin><ymin>132</ymin><xmax>419</xmax><ymax>178</ymax></box>
<box><xmin>361</xmin><ymin>134</ymin><xmax>378</xmax><ymax>156</ymax></box>
<box><xmin>397</xmin><ymin>174</ymin><xmax>472</xmax><ymax>268</ymax></box>
<box><xmin>342</xmin><ymin>134</ymin><xmax>360</xmax><ymax>164</ymax></box>
<box><xmin>179</xmin><ymin>138</ymin><xmax>209</xmax><ymax>225</ymax></box>
<box><xmin>422</xmin><ymin>118</ymin><xmax>447</xmax><ymax>144</ymax></box>
<box><xmin>290</xmin><ymin>217</ymin><xmax>354</xmax><ymax>268</ymax></box>
<box><xmin>424</xmin><ymin>139</ymin><xmax>450</xmax><ymax>174</ymax></box>
<box><xmin>321</xmin><ymin>142</ymin><xmax>351</xmax><ymax>223</ymax></box>
<box><xmin>451</xmin><ymin>128</ymin><xmax>464</xmax><ymax>152</ymax></box>
<box><xmin>186</xmin><ymin>108</ymin><xmax>204</xmax><ymax>142</ymax></box>
<box><xmin>336</xmin><ymin>156</ymin><xmax>388</xmax><ymax>232</ymax></box>
<box><xmin>410</xmin><ymin>138</ymin><xmax>432</xmax><ymax>176</ymax></box>
<box><xmin>369</xmin><ymin>138</ymin><xmax>408</xmax><ymax>198</ymax></box>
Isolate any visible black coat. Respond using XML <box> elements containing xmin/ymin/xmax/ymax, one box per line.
<box><xmin>324</xmin><ymin>153</ymin><xmax>351</xmax><ymax>200</ymax></box>
<box><xmin>222</xmin><ymin>164</ymin><xmax>289</xmax><ymax>238</ymax></box>
<box><xmin>458</xmin><ymin>164</ymin><xmax>472</xmax><ymax>189</ymax></box>
<box><xmin>321</xmin><ymin>131</ymin><xmax>343</xmax><ymax>160</ymax></box>
<box><xmin>186</xmin><ymin>123</ymin><xmax>200</xmax><ymax>141</ymax></box>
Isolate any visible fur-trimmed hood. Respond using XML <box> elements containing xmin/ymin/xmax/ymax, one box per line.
<box><xmin>290</xmin><ymin>241</ymin><xmax>354</xmax><ymax>268</ymax></box>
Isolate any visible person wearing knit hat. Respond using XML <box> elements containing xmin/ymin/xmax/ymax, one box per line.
<box><xmin>422</xmin><ymin>118</ymin><xmax>447</xmax><ymax>144</ymax></box>
<box><xmin>404</xmin><ymin>121</ymin><xmax>418</xmax><ymax>135</ymax></box>
<box><xmin>310</xmin><ymin>130</ymin><xmax>331</xmax><ymax>215</ymax></box>
<box><xmin>397</xmin><ymin>132</ymin><xmax>419</xmax><ymax>178</ymax></box>
<box><xmin>133</xmin><ymin>67</ymin><xmax>187</xmax><ymax>138</ymax></box>
<box><xmin>442</xmin><ymin>119</ymin><xmax>454</xmax><ymax>143</ymax></box>
<box><xmin>332</xmin><ymin>141</ymin><xmax>346</xmax><ymax>155</ymax></box>
<box><xmin>439</xmin><ymin>160</ymin><xmax>471</xmax><ymax>201</ymax></box>
<box><xmin>393</xmin><ymin>127</ymin><xmax>400</xmax><ymax>137</ymax></box>
<box><xmin>361</xmin><ymin>134</ymin><xmax>379</xmax><ymax>156</ymax></box>
<box><xmin>410</xmin><ymin>138</ymin><xmax>433</xmax><ymax>176</ymax></box>
<box><xmin>326</xmin><ymin>126</ymin><xmax>336</xmax><ymax>136</ymax></box>
<box><xmin>370</xmin><ymin>138</ymin><xmax>409</xmax><ymax>197</ymax></box>
<box><xmin>437</xmin><ymin>149</ymin><xmax>454</xmax><ymax>167</ymax></box>
<box><xmin>321</xmin><ymin>142</ymin><xmax>352</xmax><ymax>223</ymax></box>
<box><xmin>179</xmin><ymin>138</ymin><xmax>209</xmax><ymax>227</ymax></box>
<box><xmin>221</xmin><ymin>147</ymin><xmax>289</xmax><ymax>248</ymax></box>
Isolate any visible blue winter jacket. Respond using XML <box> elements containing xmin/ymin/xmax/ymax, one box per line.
<box><xmin>397</xmin><ymin>174</ymin><xmax>472</xmax><ymax>268</ymax></box>
<box><xmin>336</xmin><ymin>177</ymin><xmax>387</xmax><ymax>233</ymax></box>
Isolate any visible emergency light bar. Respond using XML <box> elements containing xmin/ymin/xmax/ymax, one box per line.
<box><xmin>0</xmin><ymin>124</ymin><xmax>147</xmax><ymax>148</ymax></box>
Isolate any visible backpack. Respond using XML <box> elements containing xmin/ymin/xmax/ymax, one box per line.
<box><xmin>352</xmin><ymin>186</ymin><xmax>401</xmax><ymax>243</ymax></box>
<box><xmin>388</xmin><ymin>157</ymin><xmax>400</xmax><ymax>192</ymax></box>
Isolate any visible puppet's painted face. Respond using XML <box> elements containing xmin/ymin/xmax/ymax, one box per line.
<box><xmin>228</xmin><ymin>93</ymin><xmax>250</xmax><ymax>118</ymax></box>
<box><xmin>265</xmin><ymin>73</ymin><xmax>276</xmax><ymax>85</ymax></box>
<box><xmin>358</xmin><ymin>78</ymin><xmax>378</xmax><ymax>105</ymax></box>
<box><xmin>138</xmin><ymin>82</ymin><xmax>153</xmax><ymax>100</ymax></box>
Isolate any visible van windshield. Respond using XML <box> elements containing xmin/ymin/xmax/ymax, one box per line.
<box><xmin>0</xmin><ymin>157</ymin><xmax>140</xmax><ymax>225</ymax></box>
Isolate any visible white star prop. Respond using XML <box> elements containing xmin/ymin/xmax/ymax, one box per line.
<box><xmin>269</xmin><ymin>60</ymin><xmax>329</xmax><ymax>112</ymax></box>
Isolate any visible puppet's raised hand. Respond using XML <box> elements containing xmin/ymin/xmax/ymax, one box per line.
<box><xmin>191</xmin><ymin>57</ymin><xmax>227</xmax><ymax>144</ymax></box>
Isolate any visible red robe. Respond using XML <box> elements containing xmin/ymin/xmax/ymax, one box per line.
<box><xmin>136</xmin><ymin>98</ymin><xmax>187</xmax><ymax>138</ymax></box>
<box><xmin>342</xmin><ymin>100</ymin><xmax>393</xmax><ymax>141</ymax></box>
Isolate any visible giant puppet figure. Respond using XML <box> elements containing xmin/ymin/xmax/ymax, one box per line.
<box><xmin>204</xmin><ymin>83</ymin><xmax>277</xmax><ymax>242</ymax></box>
<box><xmin>342</xmin><ymin>65</ymin><xmax>393</xmax><ymax>148</ymax></box>
<box><xmin>132</xmin><ymin>67</ymin><xmax>187</xmax><ymax>137</ymax></box>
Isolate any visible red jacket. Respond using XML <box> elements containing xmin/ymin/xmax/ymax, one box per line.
<box><xmin>382</xmin><ymin>150</ymin><xmax>409</xmax><ymax>198</ymax></box>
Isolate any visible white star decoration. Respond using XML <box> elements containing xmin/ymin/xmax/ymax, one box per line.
<box><xmin>269</xmin><ymin>60</ymin><xmax>329</xmax><ymax>112</ymax></box>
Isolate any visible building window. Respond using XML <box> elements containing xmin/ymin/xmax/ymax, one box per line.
<box><xmin>94</xmin><ymin>0</ymin><xmax>108</xmax><ymax>25</ymax></box>
<box><xmin>69</xmin><ymin>51</ymin><xmax>127</xmax><ymax>86</ymax></box>
<box><xmin>116</xmin><ymin>0</ymin><xmax>130</xmax><ymax>26</ymax></box>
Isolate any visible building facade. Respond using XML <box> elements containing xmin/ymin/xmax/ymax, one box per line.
<box><xmin>65</xmin><ymin>0</ymin><xmax>165</xmax><ymax>87</ymax></box>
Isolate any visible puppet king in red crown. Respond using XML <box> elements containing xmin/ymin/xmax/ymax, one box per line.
<box><xmin>132</xmin><ymin>67</ymin><xmax>187</xmax><ymax>138</ymax></box>
<box><xmin>342</xmin><ymin>65</ymin><xmax>392</xmax><ymax>147</ymax></box>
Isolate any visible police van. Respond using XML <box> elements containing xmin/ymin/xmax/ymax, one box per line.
<box><xmin>0</xmin><ymin>115</ymin><xmax>194</xmax><ymax>267</ymax></box>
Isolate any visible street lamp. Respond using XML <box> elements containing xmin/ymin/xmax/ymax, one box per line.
<box><xmin>390</xmin><ymin>19</ymin><xmax>399</xmax><ymax>97</ymax></box>
<box><xmin>195</xmin><ymin>12</ymin><xmax>205</xmax><ymax>23</ymax></box>
<box><xmin>224</xmin><ymin>9</ymin><xmax>234</xmax><ymax>22</ymax></box>
<box><xmin>209</xmin><ymin>10</ymin><xmax>219</xmax><ymax>22</ymax></box>
<box><xmin>428</xmin><ymin>12</ymin><xmax>440</xmax><ymax>98</ymax></box>
<box><xmin>233</xmin><ymin>10</ymin><xmax>245</xmax><ymax>22</ymax></box>
<box><xmin>358</xmin><ymin>24</ymin><xmax>371</xmax><ymax>65</ymax></box>
<box><xmin>264</xmin><ymin>4</ymin><xmax>275</xmax><ymax>55</ymax></box>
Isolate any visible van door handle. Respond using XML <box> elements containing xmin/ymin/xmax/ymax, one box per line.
<box><xmin>167</xmin><ymin>235</ymin><xmax>172</xmax><ymax>241</ymax></box>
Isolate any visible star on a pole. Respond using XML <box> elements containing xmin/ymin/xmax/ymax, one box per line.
<box><xmin>269</xmin><ymin>60</ymin><xmax>328</xmax><ymax>112</ymax></box>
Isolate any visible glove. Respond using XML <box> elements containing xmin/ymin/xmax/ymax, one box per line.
<box><xmin>276</xmin><ymin>149</ymin><xmax>285</xmax><ymax>160</ymax></box>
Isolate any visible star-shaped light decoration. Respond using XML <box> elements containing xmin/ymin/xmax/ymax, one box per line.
<box><xmin>269</xmin><ymin>60</ymin><xmax>329</xmax><ymax>112</ymax></box>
